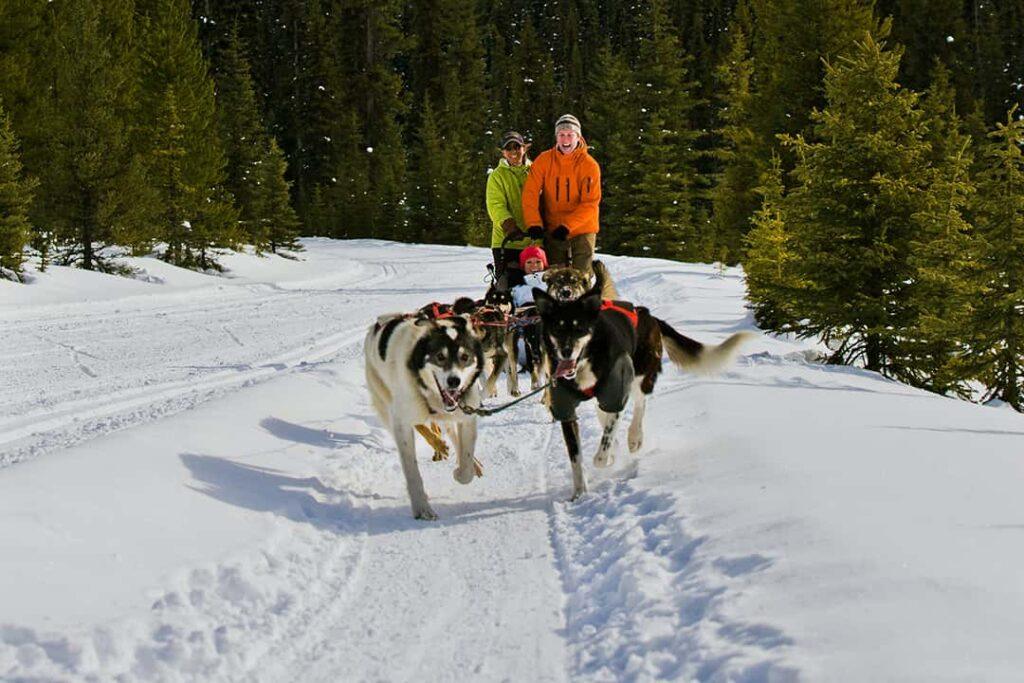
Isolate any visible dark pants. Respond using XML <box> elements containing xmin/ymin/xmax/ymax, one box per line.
<box><xmin>549</xmin><ymin>355</ymin><xmax>634</xmax><ymax>422</ymax></box>
<box><xmin>493</xmin><ymin>248</ymin><xmax>525</xmax><ymax>288</ymax></box>
<box><xmin>544</xmin><ymin>232</ymin><xmax>596</xmax><ymax>273</ymax></box>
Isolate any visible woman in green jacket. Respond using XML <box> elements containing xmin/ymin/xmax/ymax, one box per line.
<box><xmin>486</xmin><ymin>130</ymin><xmax>535</xmax><ymax>288</ymax></box>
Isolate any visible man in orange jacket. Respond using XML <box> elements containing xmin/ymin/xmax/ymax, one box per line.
<box><xmin>521</xmin><ymin>113</ymin><xmax>602</xmax><ymax>273</ymax></box>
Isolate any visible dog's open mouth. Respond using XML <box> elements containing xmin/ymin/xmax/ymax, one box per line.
<box><xmin>435</xmin><ymin>377</ymin><xmax>464</xmax><ymax>412</ymax></box>
<box><xmin>555</xmin><ymin>358</ymin><xmax>577</xmax><ymax>379</ymax></box>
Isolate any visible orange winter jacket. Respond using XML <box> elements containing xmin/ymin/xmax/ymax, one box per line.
<box><xmin>521</xmin><ymin>140</ymin><xmax>601</xmax><ymax>238</ymax></box>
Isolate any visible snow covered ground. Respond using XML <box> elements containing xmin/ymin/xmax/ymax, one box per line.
<box><xmin>2</xmin><ymin>238</ymin><xmax>1023</xmax><ymax>682</ymax></box>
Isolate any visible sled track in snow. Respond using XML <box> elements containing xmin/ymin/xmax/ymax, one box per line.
<box><xmin>0</xmin><ymin>324</ymin><xmax>369</xmax><ymax>469</ymax></box>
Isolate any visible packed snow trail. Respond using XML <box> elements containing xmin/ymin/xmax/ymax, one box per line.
<box><xmin>3</xmin><ymin>239</ymin><xmax>1024</xmax><ymax>681</ymax></box>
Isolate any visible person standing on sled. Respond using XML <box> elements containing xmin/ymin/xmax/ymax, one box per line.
<box><xmin>486</xmin><ymin>131</ymin><xmax>535</xmax><ymax>288</ymax></box>
<box><xmin>521</xmin><ymin>113</ymin><xmax>601</xmax><ymax>274</ymax></box>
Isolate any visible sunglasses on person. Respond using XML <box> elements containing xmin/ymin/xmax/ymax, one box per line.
<box><xmin>503</xmin><ymin>142</ymin><xmax>523</xmax><ymax>151</ymax></box>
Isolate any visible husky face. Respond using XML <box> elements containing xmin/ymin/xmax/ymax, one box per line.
<box><xmin>543</xmin><ymin>267</ymin><xmax>592</xmax><ymax>302</ymax></box>
<box><xmin>533</xmin><ymin>288</ymin><xmax>602</xmax><ymax>378</ymax></box>
<box><xmin>484</xmin><ymin>285</ymin><xmax>513</xmax><ymax>314</ymax></box>
<box><xmin>409</xmin><ymin>318</ymin><xmax>483</xmax><ymax>412</ymax></box>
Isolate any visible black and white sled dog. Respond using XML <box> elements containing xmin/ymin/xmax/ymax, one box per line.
<box><xmin>475</xmin><ymin>285</ymin><xmax>520</xmax><ymax>398</ymax></box>
<box><xmin>533</xmin><ymin>274</ymin><xmax>750</xmax><ymax>500</ymax></box>
<box><xmin>364</xmin><ymin>312</ymin><xmax>484</xmax><ymax>520</ymax></box>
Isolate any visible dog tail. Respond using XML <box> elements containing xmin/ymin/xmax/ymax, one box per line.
<box><xmin>592</xmin><ymin>260</ymin><xmax>619</xmax><ymax>300</ymax></box>
<box><xmin>656</xmin><ymin>318</ymin><xmax>752</xmax><ymax>375</ymax></box>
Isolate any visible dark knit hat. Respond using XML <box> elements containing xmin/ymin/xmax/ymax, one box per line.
<box><xmin>555</xmin><ymin>113</ymin><xmax>581</xmax><ymax>135</ymax></box>
<box><xmin>500</xmin><ymin>130</ymin><xmax>526</xmax><ymax>148</ymax></box>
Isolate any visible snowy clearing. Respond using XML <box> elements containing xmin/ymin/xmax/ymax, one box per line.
<box><xmin>2</xmin><ymin>239</ymin><xmax>1023</xmax><ymax>682</ymax></box>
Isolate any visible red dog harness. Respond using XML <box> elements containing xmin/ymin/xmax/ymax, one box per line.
<box><xmin>600</xmin><ymin>300</ymin><xmax>639</xmax><ymax>328</ymax></box>
<box><xmin>576</xmin><ymin>301</ymin><xmax>639</xmax><ymax>399</ymax></box>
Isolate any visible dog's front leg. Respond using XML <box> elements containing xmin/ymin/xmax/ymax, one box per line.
<box><xmin>505</xmin><ymin>331</ymin><xmax>521</xmax><ymax>397</ymax></box>
<box><xmin>593</xmin><ymin>408</ymin><xmax>621</xmax><ymax>468</ymax></box>
<box><xmin>627</xmin><ymin>378</ymin><xmax>648</xmax><ymax>453</ymax></box>
<box><xmin>452</xmin><ymin>417</ymin><xmax>479</xmax><ymax>484</ymax></box>
<box><xmin>561</xmin><ymin>419</ymin><xmax>587</xmax><ymax>500</ymax></box>
<box><xmin>392</xmin><ymin>418</ymin><xmax>437</xmax><ymax>520</ymax></box>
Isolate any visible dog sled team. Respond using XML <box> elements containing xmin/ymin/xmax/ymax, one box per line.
<box><xmin>364</xmin><ymin>114</ymin><xmax>751</xmax><ymax>520</ymax></box>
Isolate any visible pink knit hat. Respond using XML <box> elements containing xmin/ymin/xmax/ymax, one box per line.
<box><xmin>519</xmin><ymin>245</ymin><xmax>548</xmax><ymax>270</ymax></box>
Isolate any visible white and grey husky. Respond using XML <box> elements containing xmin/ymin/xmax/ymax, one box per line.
<box><xmin>364</xmin><ymin>313</ymin><xmax>484</xmax><ymax>520</ymax></box>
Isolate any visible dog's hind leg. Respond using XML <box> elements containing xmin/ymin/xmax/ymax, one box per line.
<box><xmin>452</xmin><ymin>418</ymin><xmax>480</xmax><ymax>484</ymax></box>
<box><xmin>393</xmin><ymin>418</ymin><xmax>436</xmax><ymax>520</ymax></box>
<box><xmin>627</xmin><ymin>378</ymin><xmax>648</xmax><ymax>453</ymax></box>
<box><xmin>505</xmin><ymin>332</ymin><xmax>521</xmax><ymax>397</ymax></box>
<box><xmin>593</xmin><ymin>407</ymin><xmax>621</xmax><ymax>468</ymax></box>
<box><xmin>483</xmin><ymin>356</ymin><xmax>500</xmax><ymax>398</ymax></box>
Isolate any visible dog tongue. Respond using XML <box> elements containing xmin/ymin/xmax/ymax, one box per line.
<box><xmin>441</xmin><ymin>389</ymin><xmax>459</xmax><ymax>409</ymax></box>
<box><xmin>555</xmin><ymin>359</ymin><xmax>577</xmax><ymax>379</ymax></box>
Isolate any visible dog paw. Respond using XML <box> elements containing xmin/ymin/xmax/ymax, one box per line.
<box><xmin>509</xmin><ymin>387</ymin><xmax>521</xmax><ymax>397</ymax></box>
<box><xmin>413</xmin><ymin>506</ymin><xmax>438</xmax><ymax>521</ymax></box>
<box><xmin>627</xmin><ymin>431</ymin><xmax>643</xmax><ymax>453</ymax></box>
<box><xmin>453</xmin><ymin>465</ymin><xmax>475</xmax><ymax>485</ymax></box>
<box><xmin>593</xmin><ymin>451</ymin><xmax>614</xmax><ymax>468</ymax></box>
<box><xmin>569</xmin><ymin>489</ymin><xmax>588</xmax><ymax>502</ymax></box>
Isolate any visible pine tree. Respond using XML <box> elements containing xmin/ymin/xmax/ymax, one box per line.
<box><xmin>147</xmin><ymin>87</ymin><xmax>191</xmax><ymax>264</ymax></box>
<box><xmin>214</xmin><ymin>29</ymin><xmax>270</xmax><ymax>250</ymax></box>
<box><xmin>253</xmin><ymin>137</ymin><xmax>302</xmax><ymax>254</ymax></box>
<box><xmin>901</xmin><ymin>62</ymin><xmax>979</xmax><ymax>396</ymax></box>
<box><xmin>963</xmin><ymin>110</ymin><xmax>1024</xmax><ymax>409</ymax></box>
<box><xmin>711</xmin><ymin>1</ymin><xmax>762</xmax><ymax>262</ymax></box>
<box><xmin>585</xmin><ymin>43</ymin><xmax>638</xmax><ymax>253</ymax></box>
<box><xmin>507</xmin><ymin>16</ymin><xmax>559</xmax><ymax>144</ymax></box>
<box><xmin>31</xmin><ymin>0</ymin><xmax>158</xmax><ymax>271</ymax></box>
<box><xmin>406</xmin><ymin>0</ymin><xmax>489</xmax><ymax>246</ymax></box>
<box><xmin>780</xmin><ymin>36</ymin><xmax>934</xmax><ymax>373</ymax></box>
<box><xmin>407</xmin><ymin>97</ymin><xmax>450</xmax><ymax>244</ymax></box>
<box><xmin>743</xmin><ymin>156</ymin><xmax>803</xmax><ymax>330</ymax></box>
<box><xmin>0</xmin><ymin>102</ymin><xmax>36</xmax><ymax>281</ymax></box>
<box><xmin>138</xmin><ymin>0</ymin><xmax>236</xmax><ymax>267</ymax></box>
<box><xmin>617</xmin><ymin>0</ymin><xmax>705</xmax><ymax>261</ymax></box>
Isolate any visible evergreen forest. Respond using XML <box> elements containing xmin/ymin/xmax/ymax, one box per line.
<box><xmin>3</xmin><ymin>0</ymin><xmax>1024</xmax><ymax>408</ymax></box>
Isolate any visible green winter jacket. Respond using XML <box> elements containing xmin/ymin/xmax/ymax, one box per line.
<box><xmin>486</xmin><ymin>157</ymin><xmax>533</xmax><ymax>249</ymax></box>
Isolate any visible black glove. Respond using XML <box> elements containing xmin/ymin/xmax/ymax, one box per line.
<box><xmin>527</xmin><ymin>225</ymin><xmax>545</xmax><ymax>239</ymax></box>
<box><xmin>551</xmin><ymin>225</ymin><xmax>570</xmax><ymax>240</ymax></box>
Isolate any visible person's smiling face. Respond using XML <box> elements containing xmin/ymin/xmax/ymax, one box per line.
<box><xmin>556</xmin><ymin>128</ymin><xmax>579</xmax><ymax>154</ymax></box>
<box><xmin>502</xmin><ymin>142</ymin><xmax>526</xmax><ymax>166</ymax></box>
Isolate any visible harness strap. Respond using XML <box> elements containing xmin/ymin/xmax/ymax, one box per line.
<box><xmin>601</xmin><ymin>300</ymin><xmax>639</xmax><ymax>328</ymax></box>
<box><xmin>431</xmin><ymin>302</ymin><xmax>454</xmax><ymax>320</ymax></box>
<box><xmin>459</xmin><ymin>378</ymin><xmax>554</xmax><ymax>417</ymax></box>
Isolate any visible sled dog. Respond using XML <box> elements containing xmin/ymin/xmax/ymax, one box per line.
<box><xmin>533</xmin><ymin>274</ymin><xmax>750</xmax><ymax>499</ymax></box>
<box><xmin>544</xmin><ymin>260</ymin><xmax>619</xmax><ymax>302</ymax></box>
<box><xmin>364</xmin><ymin>312</ymin><xmax>484</xmax><ymax>520</ymax></box>
<box><xmin>475</xmin><ymin>285</ymin><xmax>520</xmax><ymax>398</ymax></box>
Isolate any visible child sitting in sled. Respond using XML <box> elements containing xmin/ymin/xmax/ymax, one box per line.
<box><xmin>511</xmin><ymin>245</ymin><xmax>548</xmax><ymax>308</ymax></box>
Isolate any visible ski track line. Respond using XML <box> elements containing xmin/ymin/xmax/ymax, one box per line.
<box><xmin>543</xmin><ymin>403</ymin><xmax>799</xmax><ymax>682</ymax></box>
<box><xmin>0</xmin><ymin>258</ymin><xmax>417</xmax><ymax>469</ymax></box>
<box><xmin>264</xmin><ymin>405</ymin><xmax>568</xmax><ymax>683</ymax></box>
<box><xmin>0</xmin><ymin>323</ymin><xmax>369</xmax><ymax>469</ymax></box>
